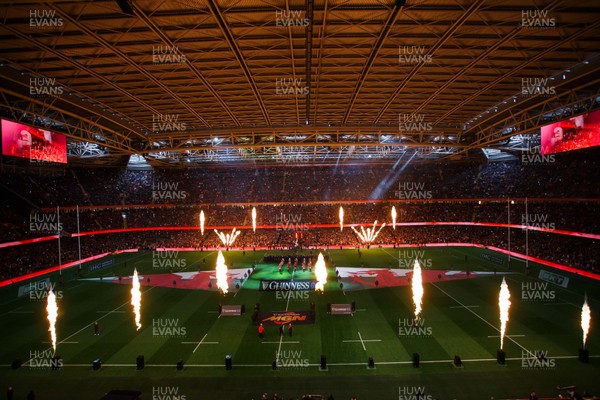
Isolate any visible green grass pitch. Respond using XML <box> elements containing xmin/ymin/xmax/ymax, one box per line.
<box><xmin>1</xmin><ymin>247</ymin><xmax>599</xmax><ymax>399</ymax></box>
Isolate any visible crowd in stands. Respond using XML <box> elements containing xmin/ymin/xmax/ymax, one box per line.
<box><xmin>0</xmin><ymin>153</ymin><xmax>598</xmax><ymax>281</ymax></box>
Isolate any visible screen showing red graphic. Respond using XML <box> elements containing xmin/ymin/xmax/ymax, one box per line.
<box><xmin>540</xmin><ymin>109</ymin><xmax>600</xmax><ymax>155</ymax></box>
<box><xmin>1</xmin><ymin>119</ymin><xmax>67</xmax><ymax>163</ymax></box>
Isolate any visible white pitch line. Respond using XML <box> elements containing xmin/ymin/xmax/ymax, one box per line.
<box><xmin>449</xmin><ymin>305</ymin><xmax>479</xmax><ymax>309</ymax></box>
<box><xmin>343</xmin><ymin>339</ymin><xmax>381</xmax><ymax>343</ymax></box>
<box><xmin>23</xmin><ymin>286</ymin><xmax>155</xmax><ymax>366</ymax></box>
<box><xmin>276</xmin><ymin>268</ymin><xmax>295</xmax><ymax>363</ymax></box>
<box><xmin>487</xmin><ymin>335</ymin><xmax>525</xmax><ymax>338</ymax></box>
<box><xmin>96</xmin><ymin>310</ymin><xmax>126</xmax><ymax>313</ymax></box>
<box><xmin>43</xmin><ymin>341</ymin><xmax>79</xmax><ymax>344</ymax></box>
<box><xmin>192</xmin><ymin>333</ymin><xmax>208</xmax><ymax>353</ymax></box>
<box><xmin>11</xmin><ymin>354</ymin><xmax>600</xmax><ymax>369</ymax></box>
<box><xmin>357</xmin><ymin>331</ymin><xmax>367</xmax><ymax>351</ymax></box>
<box><xmin>431</xmin><ymin>282</ymin><xmax>530</xmax><ymax>354</ymax></box>
<box><xmin>262</xmin><ymin>341</ymin><xmax>300</xmax><ymax>344</ymax></box>
<box><xmin>181</xmin><ymin>341</ymin><xmax>218</xmax><ymax>345</ymax></box>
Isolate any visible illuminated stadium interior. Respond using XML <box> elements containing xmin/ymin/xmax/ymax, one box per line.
<box><xmin>1</xmin><ymin>1</ymin><xmax>600</xmax><ymax>400</ymax></box>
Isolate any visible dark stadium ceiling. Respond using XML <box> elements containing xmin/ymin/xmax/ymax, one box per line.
<box><xmin>1</xmin><ymin>0</ymin><xmax>600</xmax><ymax>166</ymax></box>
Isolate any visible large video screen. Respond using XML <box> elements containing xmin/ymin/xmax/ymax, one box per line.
<box><xmin>1</xmin><ymin>119</ymin><xmax>67</xmax><ymax>163</ymax></box>
<box><xmin>541</xmin><ymin>109</ymin><xmax>600</xmax><ymax>155</ymax></box>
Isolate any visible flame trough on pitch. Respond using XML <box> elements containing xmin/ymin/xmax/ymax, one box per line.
<box><xmin>131</xmin><ymin>269</ymin><xmax>142</xmax><ymax>331</ymax></box>
<box><xmin>411</xmin><ymin>259</ymin><xmax>423</xmax><ymax>319</ymax></box>
<box><xmin>46</xmin><ymin>289</ymin><xmax>58</xmax><ymax>353</ymax></box>
<box><xmin>499</xmin><ymin>277</ymin><xmax>511</xmax><ymax>350</ymax></box>
<box><xmin>215</xmin><ymin>250</ymin><xmax>229</xmax><ymax>294</ymax></box>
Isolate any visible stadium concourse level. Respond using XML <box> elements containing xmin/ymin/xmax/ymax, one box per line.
<box><xmin>0</xmin><ymin>153</ymin><xmax>598</xmax><ymax>281</ymax></box>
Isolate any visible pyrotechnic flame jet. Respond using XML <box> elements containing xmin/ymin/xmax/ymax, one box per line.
<box><xmin>216</xmin><ymin>250</ymin><xmax>229</xmax><ymax>294</ymax></box>
<box><xmin>131</xmin><ymin>269</ymin><xmax>142</xmax><ymax>331</ymax></box>
<box><xmin>339</xmin><ymin>206</ymin><xmax>344</xmax><ymax>231</ymax></box>
<box><xmin>499</xmin><ymin>277</ymin><xmax>511</xmax><ymax>350</ymax></box>
<box><xmin>351</xmin><ymin>220</ymin><xmax>386</xmax><ymax>244</ymax></box>
<box><xmin>582</xmin><ymin>297</ymin><xmax>591</xmax><ymax>348</ymax></box>
<box><xmin>252</xmin><ymin>207</ymin><xmax>257</xmax><ymax>232</ymax></box>
<box><xmin>314</xmin><ymin>253</ymin><xmax>327</xmax><ymax>292</ymax></box>
<box><xmin>199</xmin><ymin>210</ymin><xmax>205</xmax><ymax>235</ymax></box>
<box><xmin>46</xmin><ymin>289</ymin><xmax>58</xmax><ymax>353</ymax></box>
<box><xmin>214</xmin><ymin>228</ymin><xmax>241</xmax><ymax>247</ymax></box>
<box><xmin>411</xmin><ymin>259</ymin><xmax>423</xmax><ymax>319</ymax></box>
<box><xmin>391</xmin><ymin>206</ymin><xmax>397</xmax><ymax>230</ymax></box>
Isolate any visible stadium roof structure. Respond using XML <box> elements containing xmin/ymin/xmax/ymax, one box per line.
<box><xmin>1</xmin><ymin>0</ymin><xmax>600</xmax><ymax>166</ymax></box>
